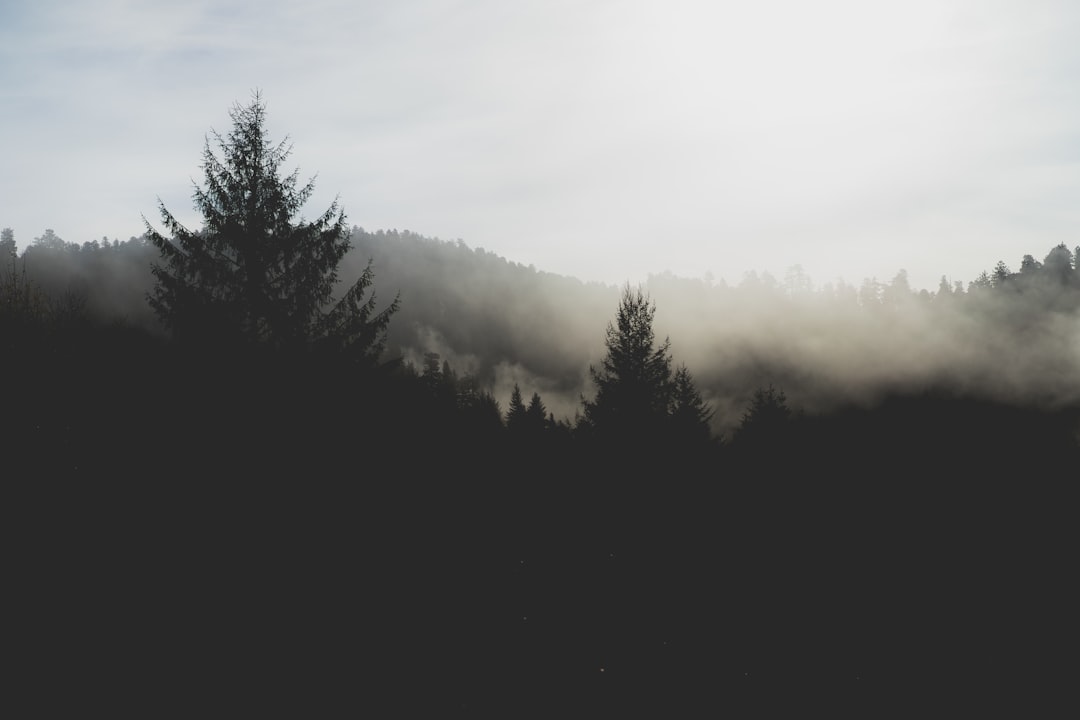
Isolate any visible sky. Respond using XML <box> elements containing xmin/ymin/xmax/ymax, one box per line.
<box><xmin>2</xmin><ymin>0</ymin><xmax>1079</xmax><ymax>292</ymax></box>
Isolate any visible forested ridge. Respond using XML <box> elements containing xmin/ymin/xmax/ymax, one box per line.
<box><xmin>7</xmin><ymin>224</ymin><xmax>1080</xmax><ymax>433</ymax></box>
<box><xmin>3</xmin><ymin>100</ymin><xmax>1078</xmax><ymax>714</ymax></box>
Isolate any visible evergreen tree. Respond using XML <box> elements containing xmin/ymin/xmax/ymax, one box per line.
<box><xmin>733</xmin><ymin>383</ymin><xmax>793</xmax><ymax>451</ymax></box>
<box><xmin>145</xmin><ymin>92</ymin><xmax>397</xmax><ymax>362</ymax></box>
<box><xmin>669</xmin><ymin>364</ymin><xmax>714</xmax><ymax>445</ymax></box>
<box><xmin>422</xmin><ymin>352</ymin><xmax>442</xmax><ymax>380</ymax></box>
<box><xmin>505</xmin><ymin>383</ymin><xmax>528</xmax><ymax>432</ymax></box>
<box><xmin>441</xmin><ymin>360</ymin><xmax>459</xmax><ymax>397</ymax></box>
<box><xmin>936</xmin><ymin>275</ymin><xmax>953</xmax><ymax>300</ymax></box>
<box><xmin>459</xmin><ymin>388</ymin><xmax>504</xmax><ymax>437</ymax></box>
<box><xmin>1019</xmin><ymin>254</ymin><xmax>1042</xmax><ymax>274</ymax></box>
<box><xmin>525</xmin><ymin>392</ymin><xmax>547</xmax><ymax>434</ymax></box>
<box><xmin>969</xmin><ymin>270</ymin><xmax>992</xmax><ymax>293</ymax></box>
<box><xmin>992</xmin><ymin>261</ymin><xmax>1011</xmax><ymax>288</ymax></box>
<box><xmin>581</xmin><ymin>284</ymin><xmax>673</xmax><ymax>442</ymax></box>
<box><xmin>421</xmin><ymin>352</ymin><xmax>455</xmax><ymax>406</ymax></box>
<box><xmin>32</xmin><ymin>229</ymin><xmax>65</xmax><ymax>251</ymax></box>
<box><xmin>0</xmin><ymin>228</ymin><xmax>15</xmax><ymax>284</ymax></box>
<box><xmin>1043</xmin><ymin>243</ymin><xmax>1075</xmax><ymax>286</ymax></box>
<box><xmin>882</xmin><ymin>269</ymin><xmax>911</xmax><ymax>306</ymax></box>
<box><xmin>0</xmin><ymin>252</ymin><xmax>50</xmax><ymax>330</ymax></box>
<box><xmin>0</xmin><ymin>228</ymin><xmax>14</xmax><ymax>258</ymax></box>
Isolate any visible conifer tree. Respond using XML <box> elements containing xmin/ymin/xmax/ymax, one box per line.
<box><xmin>580</xmin><ymin>286</ymin><xmax>716</xmax><ymax>458</ymax></box>
<box><xmin>0</xmin><ymin>228</ymin><xmax>15</xmax><ymax>262</ymax></box>
<box><xmin>505</xmin><ymin>383</ymin><xmax>528</xmax><ymax>432</ymax></box>
<box><xmin>0</xmin><ymin>229</ymin><xmax>16</xmax><ymax>287</ymax></box>
<box><xmin>733</xmin><ymin>383</ymin><xmax>793</xmax><ymax>450</ymax></box>
<box><xmin>669</xmin><ymin>364</ymin><xmax>714</xmax><ymax>444</ymax></box>
<box><xmin>581</xmin><ymin>284</ymin><xmax>674</xmax><ymax>442</ymax></box>
<box><xmin>145</xmin><ymin>92</ymin><xmax>397</xmax><ymax>363</ymax></box>
<box><xmin>992</xmin><ymin>261</ymin><xmax>1012</xmax><ymax>288</ymax></box>
<box><xmin>525</xmin><ymin>392</ymin><xmax>547</xmax><ymax>434</ymax></box>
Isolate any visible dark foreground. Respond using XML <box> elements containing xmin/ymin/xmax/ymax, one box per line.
<box><xmin>6</xmin><ymin>340</ymin><xmax>1077</xmax><ymax>716</ymax></box>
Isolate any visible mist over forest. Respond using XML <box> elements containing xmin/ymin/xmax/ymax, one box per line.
<box><xmin>6</xmin><ymin>224</ymin><xmax>1080</xmax><ymax>439</ymax></box>
<box><xmin>4</xmin><ymin>104</ymin><xmax>1078</xmax><ymax>711</ymax></box>
<box><xmin>345</xmin><ymin>229</ymin><xmax>1080</xmax><ymax>435</ymax></box>
<box><xmin>8</xmin><ymin>0</ymin><xmax>1080</xmax><ymax>703</ymax></box>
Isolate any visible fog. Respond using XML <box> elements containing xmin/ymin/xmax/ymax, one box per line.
<box><xmin>5</xmin><ymin>224</ymin><xmax>1078</xmax><ymax>440</ymax></box>
<box><xmin>341</xmin><ymin>229</ymin><xmax>1080</xmax><ymax>437</ymax></box>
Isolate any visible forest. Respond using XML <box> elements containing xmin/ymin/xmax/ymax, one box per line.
<box><xmin>4</xmin><ymin>97</ymin><xmax>1077</xmax><ymax>714</ymax></box>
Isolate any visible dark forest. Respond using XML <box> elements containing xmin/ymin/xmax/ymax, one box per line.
<box><xmin>4</xmin><ymin>97</ymin><xmax>1077</xmax><ymax>715</ymax></box>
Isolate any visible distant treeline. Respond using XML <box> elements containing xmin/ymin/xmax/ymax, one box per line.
<box><xmin>5</xmin><ymin>224</ymin><xmax>1080</xmax><ymax>432</ymax></box>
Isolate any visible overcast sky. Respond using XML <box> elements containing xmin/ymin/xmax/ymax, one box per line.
<box><xmin>2</xmin><ymin>0</ymin><xmax>1079</xmax><ymax>291</ymax></box>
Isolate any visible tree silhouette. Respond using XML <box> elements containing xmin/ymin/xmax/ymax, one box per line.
<box><xmin>32</xmin><ymin>228</ymin><xmax>65</xmax><ymax>252</ymax></box>
<box><xmin>669</xmin><ymin>364</ymin><xmax>714</xmax><ymax>446</ymax></box>
<box><xmin>1019</xmin><ymin>254</ymin><xmax>1042</xmax><ymax>275</ymax></box>
<box><xmin>1042</xmin><ymin>243</ymin><xmax>1076</xmax><ymax>286</ymax></box>
<box><xmin>145</xmin><ymin>91</ymin><xmax>397</xmax><ymax>363</ymax></box>
<box><xmin>0</xmin><ymin>228</ymin><xmax>15</xmax><ymax>279</ymax></box>
<box><xmin>733</xmin><ymin>383</ymin><xmax>793</xmax><ymax>452</ymax></box>
<box><xmin>992</xmin><ymin>261</ymin><xmax>1011</xmax><ymax>288</ymax></box>
<box><xmin>506</xmin><ymin>383</ymin><xmax>528</xmax><ymax>432</ymax></box>
<box><xmin>525</xmin><ymin>392</ymin><xmax>548</xmax><ymax>435</ymax></box>
<box><xmin>0</xmin><ymin>252</ymin><xmax>51</xmax><ymax>331</ymax></box>
<box><xmin>581</xmin><ymin>284</ymin><xmax>674</xmax><ymax>444</ymax></box>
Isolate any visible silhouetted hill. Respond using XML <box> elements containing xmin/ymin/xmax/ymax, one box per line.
<box><xmin>9</xmin><ymin>228</ymin><xmax>1080</xmax><ymax>437</ymax></box>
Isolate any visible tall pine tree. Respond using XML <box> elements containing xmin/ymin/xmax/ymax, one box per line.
<box><xmin>580</xmin><ymin>285</ymin><xmax>715</xmax><ymax>456</ymax></box>
<box><xmin>525</xmin><ymin>392</ymin><xmax>548</xmax><ymax>434</ymax></box>
<box><xmin>145</xmin><ymin>92</ymin><xmax>397</xmax><ymax>364</ymax></box>
<box><xmin>669</xmin><ymin>364</ymin><xmax>715</xmax><ymax>445</ymax></box>
<box><xmin>581</xmin><ymin>284</ymin><xmax>674</xmax><ymax>443</ymax></box>
<box><xmin>505</xmin><ymin>383</ymin><xmax>528</xmax><ymax>432</ymax></box>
